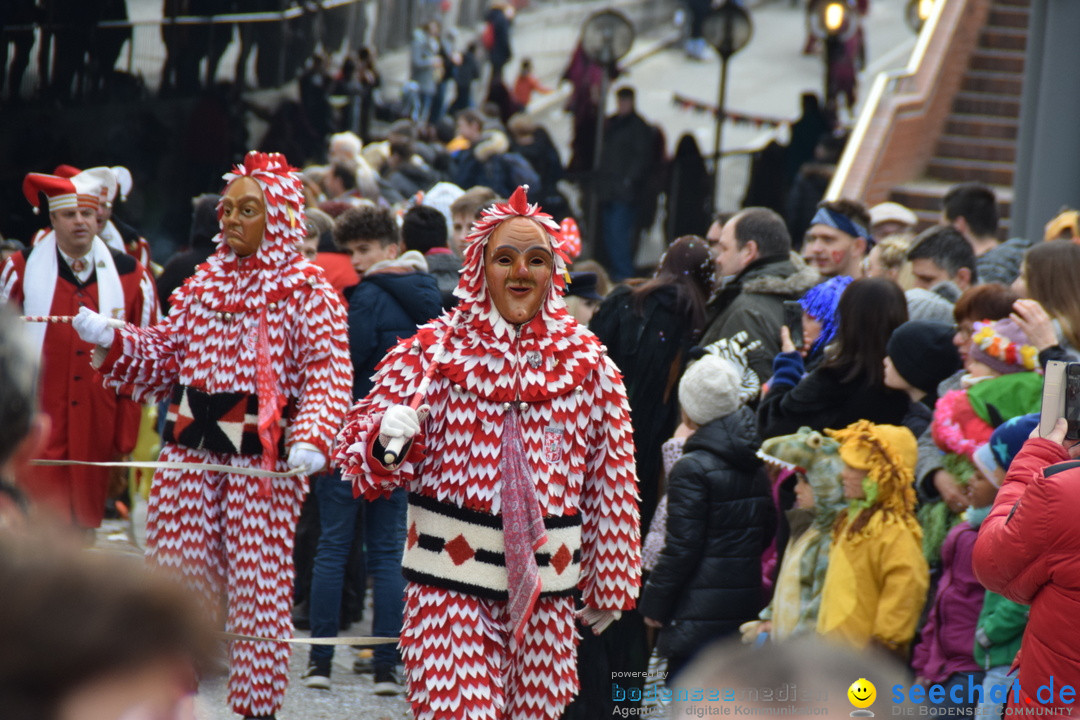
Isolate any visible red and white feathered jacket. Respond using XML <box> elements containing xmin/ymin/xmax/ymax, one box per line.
<box><xmin>973</xmin><ymin>438</ymin><xmax>1080</xmax><ymax>714</ymax></box>
<box><xmin>95</xmin><ymin>153</ymin><xmax>353</xmax><ymax>463</ymax></box>
<box><xmin>336</xmin><ymin>191</ymin><xmax>640</xmax><ymax>612</ymax></box>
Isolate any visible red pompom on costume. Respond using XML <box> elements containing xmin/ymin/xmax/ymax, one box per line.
<box><xmin>336</xmin><ymin>186</ymin><xmax>641</xmax><ymax>720</ymax></box>
<box><xmin>93</xmin><ymin>152</ymin><xmax>353</xmax><ymax>717</ymax></box>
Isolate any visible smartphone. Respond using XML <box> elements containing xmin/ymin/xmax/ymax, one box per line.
<box><xmin>1067</xmin><ymin>363</ymin><xmax>1080</xmax><ymax>440</ymax></box>
<box><xmin>782</xmin><ymin>300</ymin><xmax>803</xmax><ymax>352</ymax></box>
<box><xmin>1040</xmin><ymin>361</ymin><xmax>1080</xmax><ymax>440</ymax></box>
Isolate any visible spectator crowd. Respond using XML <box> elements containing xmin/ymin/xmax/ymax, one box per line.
<box><xmin>4</xmin><ymin>5</ymin><xmax>1080</xmax><ymax>720</ymax></box>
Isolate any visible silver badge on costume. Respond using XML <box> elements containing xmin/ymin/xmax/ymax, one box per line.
<box><xmin>526</xmin><ymin>350</ymin><xmax>542</xmax><ymax>369</ymax></box>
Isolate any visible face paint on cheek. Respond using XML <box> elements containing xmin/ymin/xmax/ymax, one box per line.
<box><xmin>831</xmin><ymin>250</ymin><xmax>845</xmax><ymax>267</ymax></box>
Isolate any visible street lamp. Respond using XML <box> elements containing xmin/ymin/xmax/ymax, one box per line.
<box><xmin>904</xmin><ymin>0</ymin><xmax>935</xmax><ymax>32</ymax></box>
<box><xmin>808</xmin><ymin>0</ymin><xmax>857</xmax><ymax>114</ymax></box>
<box><xmin>702</xmin><ymin>0</ymin><xmax>753</xmax><ymax>214</ymax></box>
<box><xmin>580</xmin><ymin>9</ymin><xmax>635</xmax><ymax>255</ymax></box>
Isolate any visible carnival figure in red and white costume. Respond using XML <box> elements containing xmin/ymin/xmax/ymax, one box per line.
<box><xmin>73</xmin><ymin>152</ymin><xmax>353</xmax><ymax>719</ymax></box>
<box><xmin>336</xmin><ymin>186</ymin><xmax>641</xmax><ymax>720</ymax></box>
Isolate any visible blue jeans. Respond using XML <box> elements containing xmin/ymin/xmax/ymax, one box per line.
<box><xmin>926</xmin><ymin>672</ymin><xmax>985</xmax><ymax>718</ymax></box>
<box><xmin>975</xmin><ymin>665</ymin><xmax>1014</xmax><ymax>720</ymax></box>
<box><xmin>601</xmin><ymin>200</ymin><xmax>637</xmax><ymax>281</ymax></box>
<box><xmin>309</xmin><ymin>473</ymin><xmax>406</xmax><ymax>670</ymax></box>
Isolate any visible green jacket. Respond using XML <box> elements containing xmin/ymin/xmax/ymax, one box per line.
<box><xmin>974</xmin><ymin>589</ymin><xmax>1028</xmax><ymax>670</ymax></box>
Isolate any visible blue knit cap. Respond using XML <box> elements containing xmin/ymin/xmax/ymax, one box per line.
<box><xmin>972</xmin><ymin>413</ymin><xmax>1039</xmax><ymax>487</ymax></box>
<box><xmin>990</xmin><ymin>413</ymin><xmax>1040</xmax><ymax>470</ymax></box>
<box><xmin>798</xmin><ymin>275</ymin><xmax>854</xmax><ymax>356</ymax></box>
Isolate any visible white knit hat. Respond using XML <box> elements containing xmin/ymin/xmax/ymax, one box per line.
<box><xmin>678</xmin><ymin>354</ymin><xmax>743</xmax><ymax>426</ymax></box>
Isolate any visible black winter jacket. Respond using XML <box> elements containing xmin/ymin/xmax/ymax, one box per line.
<box><xmin>700</xmin><ymin>253</ymin><xmax>819</xmax><ymax>383</ymax></box>
<box><xmin>757</xmin><ymin>363</ymin><xmax>910</xmax><ymax>440</ymax></box>
<box><xmin>638</xmin><ymin>407</ymin><xmax>775</xmax><ymax>663</ymax></box>
<box><xmin>347</xmin><ymin>270</ymin><xmax>442</xmax><ymax>400</ymax></box>
<box><xmin>590</xmin><ymin>284</ymin><xmax>700</xmax><ymax>529</ymax></box>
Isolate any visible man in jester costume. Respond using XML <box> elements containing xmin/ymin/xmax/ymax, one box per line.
<box><xmin>72</xmin><ymin>151</ymin><xmax>353</xmax><ymax>719</ymax></box>
<box><xmin>336</xmin><ymin>186</ymin><xmax>641</xmax><ymax>720</ymax></box>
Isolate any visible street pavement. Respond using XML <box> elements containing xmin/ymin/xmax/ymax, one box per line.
<box><xmin>95</xmin><ymin>517</ymin><xmax>413</xmax><ymax>720</ymax></box>
<box><xmin>94</xmin><ymin>2</ymin><xmax>919</xmax><ymax>718</ymax></box>
<box><xmin>381</xmin><ymin>0</ymin><xmax>917</xmax><ymax>213</ymax></box>
<box><xmin>522</xmin><ymin>0</ymin><xmax>917</xmax><ymax>211</ymax></box>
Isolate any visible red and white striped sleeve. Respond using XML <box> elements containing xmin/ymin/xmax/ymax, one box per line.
<box><xmin>286</xmin><ymin>283</ymin><xmax>353</xmax><ymax>460</ymax></box>
<box><xmin>98</xmin><ymin>306</ymin><xmax>183</xmax><ymax>405</ymax></box>
<box><xmin>0</xmin><ymin>255</ymin><xmax>24</xmax><ymax>308</ymax></box>
<box><xmin>578</xmin><ymin>354</ymin><xmax>641</xmax><ymax>611</ymax></box>
<box><xmin>335</xmin><ymin>337</ymin><xmax>426</xmax><ymax>498</ymax></box>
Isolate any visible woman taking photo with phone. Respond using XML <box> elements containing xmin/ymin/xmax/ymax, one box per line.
<box><xmin>758</xmin><ymin>277</ymin><xmax>910</xmax><ymax>439</ymax></box>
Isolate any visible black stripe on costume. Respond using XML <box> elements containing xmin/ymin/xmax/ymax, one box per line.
<box><xmin>411</xmin><ymin>531</ymin><xmax>581</xmax><ymax>568</ymax></box>
<box><xmin>407</xmin><ymin>491</ymin><xmax>583</xmax><ymax>530</ymax></box>
<box><xmin>1045</xmin><ymin>460</ymin><xmax>1080</xmax><ymax>478</ymax></box>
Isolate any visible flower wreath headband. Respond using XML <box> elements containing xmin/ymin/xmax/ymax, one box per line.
<box><xmin>971</xmin><ymin>322</ymin><xmax>1039</xmax><ymax>372</ymax></box>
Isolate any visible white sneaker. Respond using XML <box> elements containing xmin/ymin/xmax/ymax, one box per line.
<box><xmin>302</xmin><ymin>661</ymin><xmax>331</xmax><ymax>690</ymax></box>
<box><xmin>373</xmin><ymin>667</ymin><xmax>403</xmax><ymax>696</ymax></box>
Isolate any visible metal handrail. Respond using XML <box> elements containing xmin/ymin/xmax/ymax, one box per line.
<box><xmin>824</xmin><ymin>0</ymin><xmax>947</xmax><ymax>200</ymax></box>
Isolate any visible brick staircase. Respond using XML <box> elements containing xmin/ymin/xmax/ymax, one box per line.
<box><xmin>888</xmin><ymin>0</ymin><xmax>1028</xmax><ymax>236</ymax></box>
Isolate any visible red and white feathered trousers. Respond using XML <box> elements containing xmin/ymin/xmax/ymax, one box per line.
<box><xmin>145</xmin><ymin>444</ymin><xmax>305</xmax><ymax>717</ymax></box>
<box><xmin>402</xmin><ymin>583</ymin><xmax>579</xmax><ymax>720</ymax></box>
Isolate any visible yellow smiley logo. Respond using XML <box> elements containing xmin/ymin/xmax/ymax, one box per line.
<box><xmin>848</xmin><ymin>677</ymin><xmax>876</xmax><ymax>709</ymax></box>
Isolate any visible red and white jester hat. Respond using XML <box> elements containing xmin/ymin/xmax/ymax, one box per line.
<box><xmin>55</xmin><ymin>164</ymin><xmax>133</xmax><ymax>204</ymax></box>
<box><xmin>22</xmin><ymin>168</ymin><xmax>114</xmax><ymax>214</ymax></box>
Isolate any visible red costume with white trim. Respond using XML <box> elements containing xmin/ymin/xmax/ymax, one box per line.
<box><xmin>93</xmin><ymin>152</ymin><xmax>353</xmax><ymax>717</ymax></box>
<box><xmin>1</xmin><ymin>167</ymin><xmax>158</xmax><ymax>529</ymax></box>
<box><xmin>0</xmin><ymin>239</ymin><xmax>157</xmax><ymax>527</ymax></box>
<box><xmin>336</xmin><ymin>188</ymin><xmax>641</xmax><ymax>720</ymax></box>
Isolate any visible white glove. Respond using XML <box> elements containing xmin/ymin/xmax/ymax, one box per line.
<box><xmin>378</xmin><ymin>404</ymin><xmax>428</xmax><ymax>445</ymax></box>
<box><xmin>73</xmin><ymin>306</ymin><xmax>116</xmax><ymax>347</ymax></box>
<box><xmin>287</xmin><ymin>442</ymin><xmax>326</xmax><ymax>475</ymax></box>
<box><xmin>576</xmin><ymin>607</ymin><xmax>622</xmax><ymax>635</ymax></box>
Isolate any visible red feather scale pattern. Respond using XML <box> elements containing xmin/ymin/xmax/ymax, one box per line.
<box><xmin>96</xmin><ymin>152</ymin><xmax>353</xmax><ymax>717</ymax></box>
<box><xmin>336</xmin><ymin>188</ymin><xmax>639</xmax><ymax>719</ymax></box>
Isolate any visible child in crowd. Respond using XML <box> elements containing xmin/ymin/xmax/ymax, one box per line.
<box><xmin>639</xmin><ymin>353</ymin><xmax>775</xmax><ymax>680</ymax></box>
<box><xmin>641</xmin><ymin>332</ymin><xmax>765</xmax><ymax>578</ymax></box>
<box><xmin>742</xmin><ymin>426</ymin><xmax>846</xmax><ymax>643</ymax></box>
<box><xmin>765</xmin><ymin>275</ymin><xmax>853</xmax><ymax>396</ymax></box>
<box><xmin>817</xmin><ymin>421</ymin><xmax>928</xmax><ymax>656</ymax></box>
<box><xmin>969</xmin><ymin>415</ymin><xmax>1037</xmax><ymax>720</ymax></box>
<box><xmin>925</xmin><ymin>318</ymin><xmax>1042</xmax><ymax>567</ymax></box>
<box><xmin>883</xmin><ymin>320</ymin><xmax>963</xmax><ymax>438</ymax></box>
<box><xmin>910</xmin><ymin>461</ymin><xmax>996</xmax><ymax>717</ymax></box>
<box><xmin>794</xmin><ymin>274</ymin><xmax>852</xmax><ymax>369</ymax></box>
<box><xmin>511</xmin><ymin>58</ymin><xmax>552</xmax><ymax>108</ymax></box>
